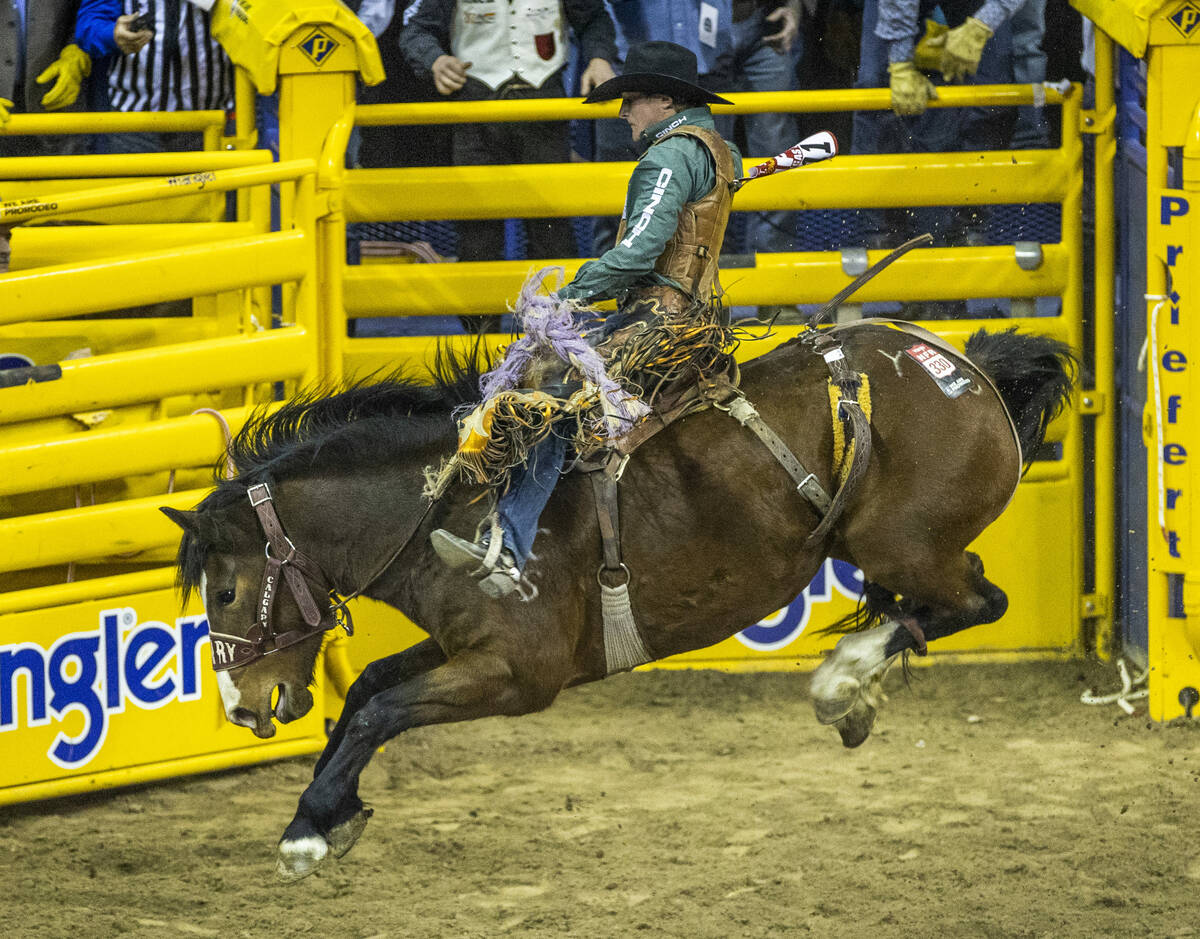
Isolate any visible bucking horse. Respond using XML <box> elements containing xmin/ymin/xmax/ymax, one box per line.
<box><xmin>164</xmin><ymin>305</ymin><xmax>1074</xmax><ymax>882</ymax></box>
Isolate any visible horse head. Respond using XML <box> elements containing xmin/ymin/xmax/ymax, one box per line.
<box><xmin>163</xmin><ymin>485</ymin><xmax>331</xmax><ymax>739</ymax></box>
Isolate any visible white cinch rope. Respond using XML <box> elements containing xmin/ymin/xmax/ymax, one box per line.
<box><xmin>1081</xmin><ymin>658</ymin><xmax>1149</xmax><ymax>715</ymax></box>
<box><xmin>1146</xmin><ymin>296</ymin><xmax>1168</xmax><ymax>539</ymax></box>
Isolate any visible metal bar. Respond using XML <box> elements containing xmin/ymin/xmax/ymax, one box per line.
<box><xmin>344</xmin><ymin>245</ymin><xmax>1074</xmax><ymax>316</ymax></box>
<box><xmin>0</xmin><ymin>109</ymin><xmax>225</xmax><ymax>136</ymax></box>
<box><xmin>0</xmin><ymin>230</ymin><xmax>311</xmax><ymax>323</ymax></box>
<box><xmin>0</xmin><ymin>406</ymin><xmax>262</xmax><ymax>497</ymax></box>
<box><xmin>8</xmin><ymin>222</ymin><xmax>257</xmax><ymax>270</ymax></box>
<box><xmin>356</xmin><ymin>85</ymin><xmax>1074</xmax><ymax>126</ymax></box>
<box><xmin>1091</xmin><ymin>32</ymin><xmax>1118</xmax><ymax>656</ymax></box>
<box><xmin>0</xmin><ymin>487</ymin><xmax>211</xmax><ymax>572</ymax></box>
<box><xmin>0</xmin><ymin>158</ymin><xmax>315</xmax><ymax>225</ymax></box>
<box><xmin>0</xmin><ymin>317</ymin><xmax>215</xmax><ymax>346</ymax></box>
<box><xmin>0</xmin><ymin>568</ymin><xmax>176</xmax><ymax>616</ymax></box>
<box><xmin>0</xmin><ymin>149</ymin><xmax>274</xmax><ymax>180</ymax></box>
<box><xmin>345</xmin><ymin>150</ymin><xmax>1071</xmax><ymax>221</ymax></box>
<box><xmin>0</xmin><ymin>329</ymin><xmax>314</xmax><ymax>425</ymax></box>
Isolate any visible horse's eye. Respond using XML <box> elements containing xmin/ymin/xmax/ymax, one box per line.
<box><xmin>216</xmin><ymin>589</ymin><xmax>236</xmax><ymax>605</ymax></box>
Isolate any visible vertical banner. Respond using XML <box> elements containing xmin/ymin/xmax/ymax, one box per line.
<box><xmin>1148</xmin><ymin>190</ymin><xmax>1200</xmax><ymax>719</ymax></box>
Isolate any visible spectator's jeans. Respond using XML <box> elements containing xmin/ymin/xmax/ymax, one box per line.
<box><xmin>712</xmin><ymin>6</ymin><xmax>801</xmax><ymax>253</ymax></box>
<box><xmin>495</xmin><ymin>431</ymin><xmax>569</xmax><ymax>568</ymax></box>
<box><xmin>1010</xmin><ymin>0</ymin><xmax>1050</xmax><ymax>149</ymax></box>
<box><xmin>851</xmin><ymin>0</ymin><xmax>1014</xmax><ymax>243</ymax></box>
<box><xmin>452</xmin><ymin>75</ymin><xmax>577</xmax><ymax>264</ymax></box>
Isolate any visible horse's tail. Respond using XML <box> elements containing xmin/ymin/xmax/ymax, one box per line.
<box><xmin>964</xmin><ymin>327</ymin><xmax>1076</xmax><ymax>468</ymax></box>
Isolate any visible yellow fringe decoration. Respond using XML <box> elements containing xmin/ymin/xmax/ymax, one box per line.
<box><xmin>828</xmin><ymin>373</ymin><xmax>872</xmax><ymax>487</ymax></box>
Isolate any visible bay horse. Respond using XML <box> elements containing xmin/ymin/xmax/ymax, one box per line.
<box><xmin>163</xmin><ymin>320</ymin><xmax>1073</xmax><ymax>881</ymax></box>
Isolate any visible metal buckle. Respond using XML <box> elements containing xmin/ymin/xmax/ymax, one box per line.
<box><xmin>247</xmin><ymin>482</ymin><xmax>272</xmax><ymax>507</ymax></box>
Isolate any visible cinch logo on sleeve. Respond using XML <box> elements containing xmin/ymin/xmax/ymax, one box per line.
<box><xmin>620</xmin><ymin>167</ymin><xmax>673</xmax><ymax>248</ymax></box>
<box><xmin>0</xmin><ymin>608</ymin><xmax>211</xmax><ymax>769</ymax></box>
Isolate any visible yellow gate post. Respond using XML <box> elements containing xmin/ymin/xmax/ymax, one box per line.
<box><xmin>1076</xmin><ymin>0</ymin><xmax>1200</xmax><ymax>717</ymax></box>
<box><xmin>211</xmin><ymin>0</ymin><xmax>383</xmax><ymax>382</ymax></box>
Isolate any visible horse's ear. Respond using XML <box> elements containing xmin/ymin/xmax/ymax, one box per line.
<box><xmin>161</xmin><ymin>507</ymin><xmax>243</xmax><ymax>550</ymax></box>
<box><xmin>161</xmin><ymin>507</ymin><xmax>202</xmax><ymax>537</ymax></box>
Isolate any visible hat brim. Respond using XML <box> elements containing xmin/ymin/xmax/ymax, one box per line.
<box><xmin>583</xmin><ymin>73</ymin><xmax>733</xmax><ymax>106</ymax></box>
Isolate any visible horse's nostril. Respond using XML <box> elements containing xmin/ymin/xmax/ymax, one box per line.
<box><xmin>230</xmin><ymin>706</ymin><xmax>258</xmax><ymax>728</ymax></box>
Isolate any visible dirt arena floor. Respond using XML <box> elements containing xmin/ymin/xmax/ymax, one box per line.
<box><xmin>3</xmin><ymin>660</ymin><xmax>1198</xmax><ymax>938</ymax></box>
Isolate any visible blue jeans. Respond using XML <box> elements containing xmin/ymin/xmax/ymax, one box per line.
<box><xmin>1010</xmin><ymin>0</ymin><xmax>1050</xmax><ymax>149</ymax></box>
<box><xmin>495</xmin><ymin>432</ymin><xmax>569</xmax><ymax>568</ymax></box>
<box><xmin>851</xmin><ymin>0</ymin><xmax>1014</xmax><ymax>244</ymax></box>
<box><xmin>712</xmin><ymin>6</ymin><xmax>802</xmax><ymax>253</ymax></box>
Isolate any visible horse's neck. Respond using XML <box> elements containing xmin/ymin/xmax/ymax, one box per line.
<box><xmin>280</xmin><ymin>456</ymin><xmax>441</xmax><ymax>603</ymax></box>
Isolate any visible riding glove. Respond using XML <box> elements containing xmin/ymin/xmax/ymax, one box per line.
<box><xmin>37</xmin><ymin>44</ymin><xmax>92</xmax><ymax>111</ymax></box>
<box><xmin>913</xmin><ymin>19</ymin><xmax>949</xmax><ymax>73</ymax></box>
<box><xmin>940</xmin><ymin>17</ymin><xmax>993</xmax><ymax>82</ymax></box>
<box><xmin>888</xmin><ymin>61</ymin><xmax>938</xmax><ymax>117</ymax></box>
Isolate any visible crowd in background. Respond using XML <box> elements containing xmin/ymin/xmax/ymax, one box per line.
<box><xmin>1</xmin><ymin>0</ymin><xmax>1093</xmax><ymax>293</ymax></box>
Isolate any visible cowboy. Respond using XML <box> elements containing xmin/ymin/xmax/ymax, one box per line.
<box><xmin>431</xmin><ymin>40</ymin><xmax>743</xmax><ymax>598</ymax></box>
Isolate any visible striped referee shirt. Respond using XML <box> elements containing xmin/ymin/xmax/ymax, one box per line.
<box><xmin>74</xmin><ymin>0</ymin><xmax>233</xmax><ymax>112</ymax></box>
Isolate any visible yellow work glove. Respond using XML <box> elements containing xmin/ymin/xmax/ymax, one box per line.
<box><xmin>888</xmin><ymin>60</ymin><xmax>938</xmax><ymax>117</ymax></box>
<box><xmin>0</xmin><ymin>97</ymin><xmax>12</xmax><ymax>127</ymax></box>
<box><xmin>940</xmin><ymin>16</ymin><xmax>992</xmax><ymax>82</ymax></box>
<box><xmin>913</xmin><ymin>19</ymin><xmax>948</xmax><ymax>73</ymax></box>
<box><xmin>36</xmin><ymin>44</ymin><xmax>92</xmax><ymax>111</ymax></box>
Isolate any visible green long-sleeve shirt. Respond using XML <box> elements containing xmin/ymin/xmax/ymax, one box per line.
<box><xmin>558</xmin><ymin>107</ymin><xmax>743</xmax><ymax>304</ymax></box>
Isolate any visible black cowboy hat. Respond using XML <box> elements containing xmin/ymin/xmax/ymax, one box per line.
<box><xmin>584</xmin><ymin>41</ymin><xmax>733</xmax><ymax>106</ymax></box>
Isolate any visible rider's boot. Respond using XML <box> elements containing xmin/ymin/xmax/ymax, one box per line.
<box><xmin>430</xmin><ymin>529</ymin><xmax>527</xmax><ymax>599</ymax></box>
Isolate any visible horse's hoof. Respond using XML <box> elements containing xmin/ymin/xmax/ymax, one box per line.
<box><xmin>327</xmin><ymin>808</ymin><xmax>373</xmax><ymax>859</ymax></box>
<box><xmin>811</xmin><ymin>675</ymin><xmax>861</xmax><ymax>725</ymax></box>
<box><xmin>833</xmin><ymin>700</ymin><xmax>877</xmax><ymax>748</ymax></box>
<box><xmin>276</xmin><ymin>835</ymin><xmax>329</xmax><ymax>883</ymax></box>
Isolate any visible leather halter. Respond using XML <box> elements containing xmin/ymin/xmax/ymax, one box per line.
<box><xmin>207</xmin><ymin>482</ymin><xmax>352</xmax><ymax>671</ymax></box>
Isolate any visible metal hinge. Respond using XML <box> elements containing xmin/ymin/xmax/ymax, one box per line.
<box><xmin>1080</xmin><ymin>107</ymin><xmax>1116</xmax><ymax>135</ymax></box>
<box><xmin>1078</xmin><ymin>391</ymin><xmax>1107</xmax><ymax>415</ymax></box>
<box><xmin>1081</xmin><ymin>593</ymin><xmax>1110</xmax><ymax>618</ymax></box>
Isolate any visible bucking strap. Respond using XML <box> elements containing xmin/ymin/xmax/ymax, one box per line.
<box><xmin>723</xmin><ymin>395</ymin><xmax>833</xmax><ymax>516</ymax></box>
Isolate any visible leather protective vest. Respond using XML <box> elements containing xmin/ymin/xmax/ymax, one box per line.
<box><xmin>617</xmin><ymin>124</ymin><xmax>736</xmax><ymax>301</ymax></box>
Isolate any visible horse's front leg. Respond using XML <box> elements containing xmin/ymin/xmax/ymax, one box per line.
<box><xmin>277</xmin><ymin>649</ymin><xmax>556</xmax><ymax>882</ymax></box>
<box><xmin>315</xmin><ymin>638</ymin><xmax>447</xmax><ymax>780</ymax></box>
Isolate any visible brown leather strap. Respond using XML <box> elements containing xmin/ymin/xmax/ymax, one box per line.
<box><xmin>589</xmin><ymin>469</ymin><xmax>623</xmax><ymax>573</ymax></box>
<box><xmin>247</xmin><ymin>483</ymin><xmax>324</xmax><ymax>627</ymax></box>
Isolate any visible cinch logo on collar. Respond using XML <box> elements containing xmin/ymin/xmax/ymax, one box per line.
<box><xmin>621</xmin><ymin>167</ymin><xmax>673</xmax><ymax>248</ymax></box>
<box><xmin>0</xmin><ymin>608</ymin><xmax>210</xmax><ymax>768</ymax></box>
<box><xmin>653</xmin><ymin>115</ymin><xmax>690</xmax><ymax>140</ymax></box>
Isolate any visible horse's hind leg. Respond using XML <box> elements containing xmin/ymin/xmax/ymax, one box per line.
<box><xmin>277</xmin><ymin>649</ymin><xmax>557</xmax><ymax>882</ymax></box>
<box><xmin>810</xmin><ymin>551</ymin><xmax>1007</xmax><ymax>748</ymax></box>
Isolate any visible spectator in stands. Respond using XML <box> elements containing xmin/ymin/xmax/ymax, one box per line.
<box><xmin>851</xmin><ymin>0</ymin><xmax>1019</xmax><ymax>254</ymax></box>
<box><xmin>709</xmin><ymin>0</ymin><xmax>804</xmax><ymax>254</ymax></box>
<box><xmin>74</xmin><ymin>0</ymin><xmax>232</xmax><ymax>153</ymax></box>
<box><xmin>399</xmin><ymin>0</ymin><xmax>618</xmax><ymax>332</ymax></box>
<box><xmin>346</xmin><ymin>0</ymin><xmax>451</xmax><ymax>170</ymax></box>
<box><xmin>1</xmin><ymin>1</ymin><xmax>93</xmax><ymax>156</ymax></box>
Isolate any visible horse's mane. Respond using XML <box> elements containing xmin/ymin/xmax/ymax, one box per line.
<box><xmin>174</xmin><ymin>342</ymin><xmax>491</xmax><ymax>602</ymax></box>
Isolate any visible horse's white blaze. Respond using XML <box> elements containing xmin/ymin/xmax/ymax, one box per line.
<box><xmin>215</xmin><ymin>669</ymin><xmax>243</xmax><ymax>719</ymax></box>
